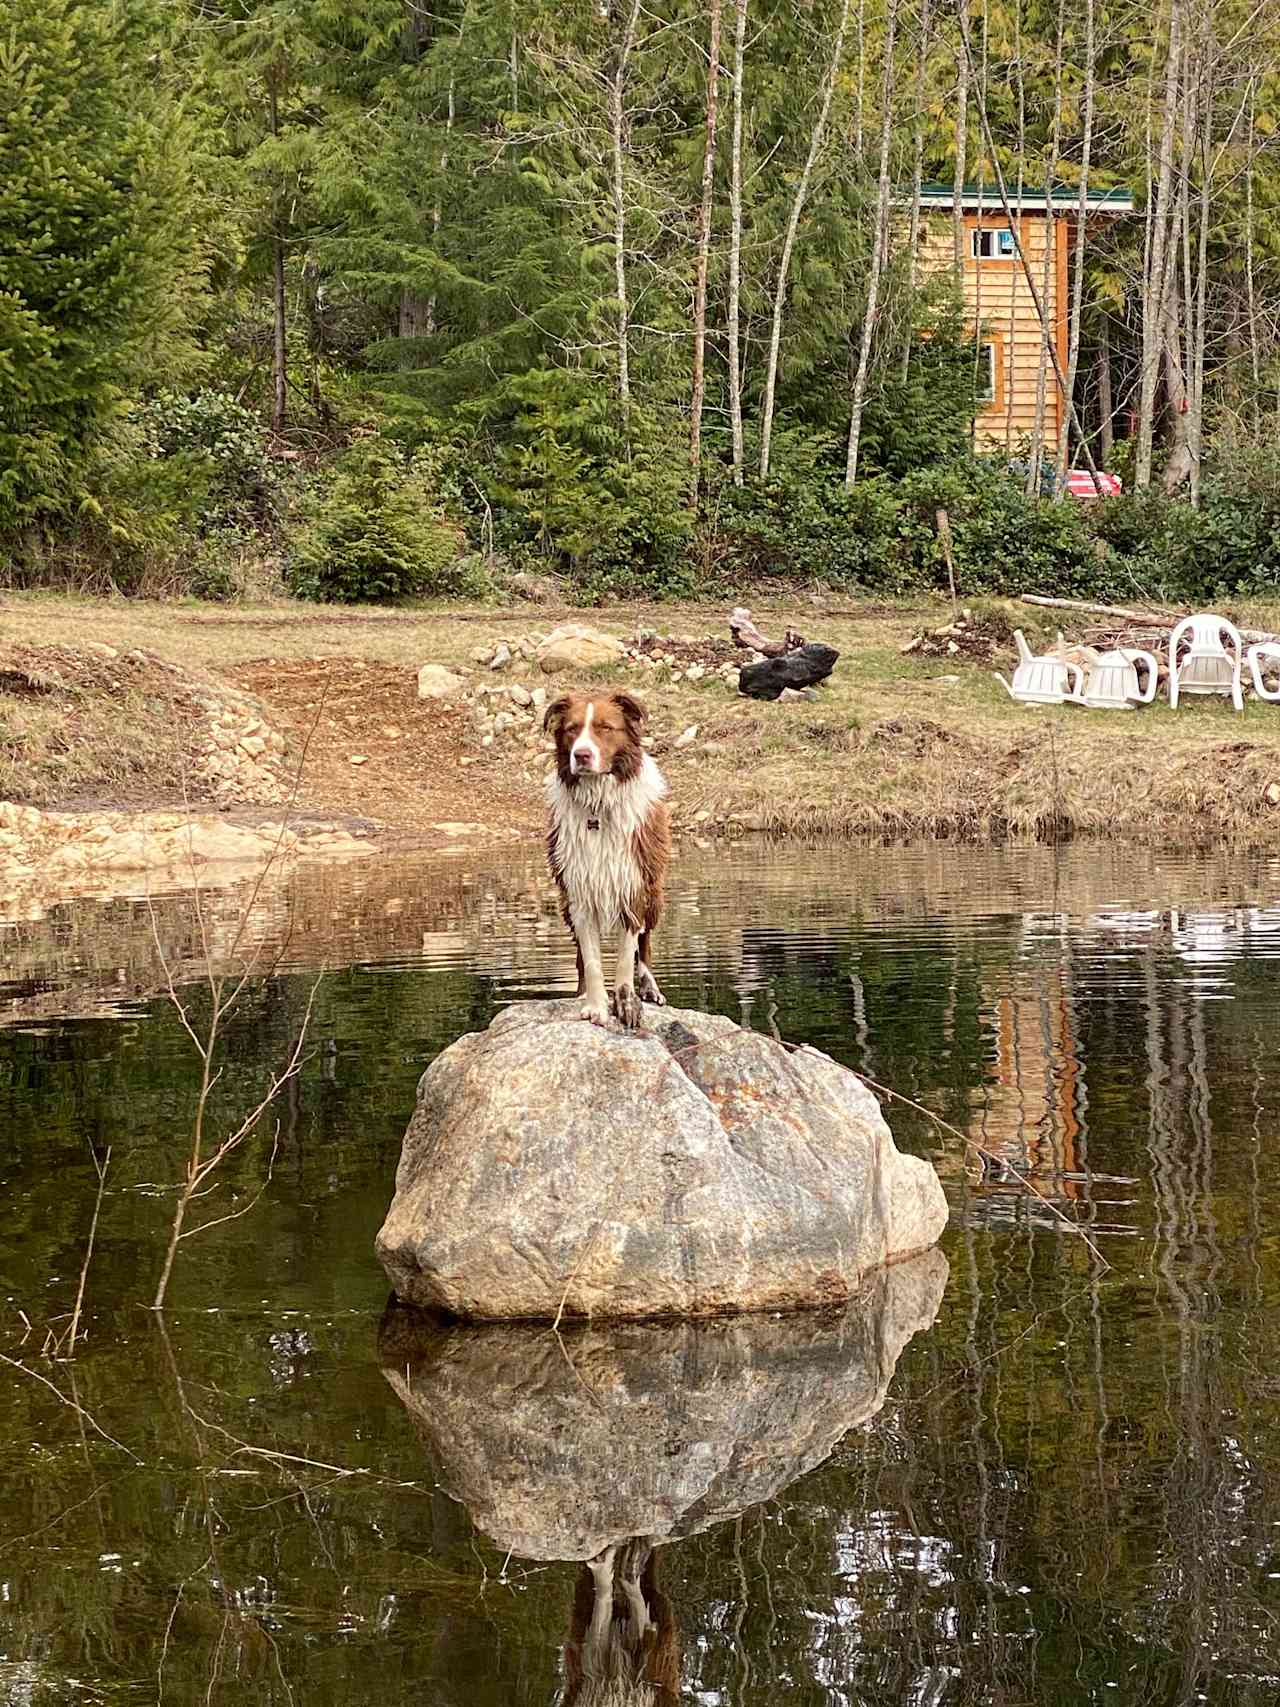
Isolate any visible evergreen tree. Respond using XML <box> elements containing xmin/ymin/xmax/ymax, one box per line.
<box><xmin>0</xmin><ymin>0</ymin><xmax>199</xmax><ymax>529</ymax></box>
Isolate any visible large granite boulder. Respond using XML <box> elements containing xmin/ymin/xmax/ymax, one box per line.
<box><xmin>378</xmin><ymin>1247</ymin><xmax>947</xmax><ymax>1561</ymax></box>
<box><xmin>374</xmin><ymin>1000</ymin><xmax>948</xmax><ymax>1321</ymax></box>
<box><xmin>535</xmin><ymin>623</ymin><xmax>625</xmax><ymax>674</ymax></box>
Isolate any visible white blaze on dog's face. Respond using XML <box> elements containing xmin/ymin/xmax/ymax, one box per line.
<box><xmin>570</xmin><ymin>702</ymin><xmax>601</xmax><ymax>775</ymax></box>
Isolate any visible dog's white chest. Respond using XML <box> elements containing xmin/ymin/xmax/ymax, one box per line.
<box><xmin>547</xmin><ymin>758</ymin><xmax>665</xmax><ymax>930</ymax></box>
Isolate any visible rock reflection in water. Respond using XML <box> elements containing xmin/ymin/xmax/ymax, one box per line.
<box><xmin>380</xmin><ymin>1249</ymin><xmax>946</xmax><ymax>1702</ymax></box>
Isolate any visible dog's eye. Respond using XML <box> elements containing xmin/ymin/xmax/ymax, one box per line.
<box><xmin>565</xmin><ymin>723</ymin><xmax>581</xmax><ymax>739</ymax></box>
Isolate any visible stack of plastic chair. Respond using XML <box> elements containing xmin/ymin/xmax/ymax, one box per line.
<box><xmin>1168</xmin><ymin>614</ymin><xmax>1244</xmax><ymax>712</ymax></box>
<box><xmin>993</xmin><ymin>631</ymin><xmax>1083</xmax><ymax>705</ymax></box>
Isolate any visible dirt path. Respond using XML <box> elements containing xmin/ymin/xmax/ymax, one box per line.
<box><xmin>225</xmin><ymin>655</ymin><xmax>538</xmax><ymax>844</ymax></box>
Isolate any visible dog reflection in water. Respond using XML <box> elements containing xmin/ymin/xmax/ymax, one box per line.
<box><xmin>562</xmin><ymin>1538</ymin><xmax>679</xmax><ymax>1706</ymax></box>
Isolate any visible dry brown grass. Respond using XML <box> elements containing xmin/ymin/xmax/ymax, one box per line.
<box><xmin>5</xmin><ymin>589</ymin><xmax>1280</xmax><ymax>848</ymax></box>
<box><xmin>0</xmin><ymin>644</ymin><xmax>204</xmax><ymax>807</ymax></box>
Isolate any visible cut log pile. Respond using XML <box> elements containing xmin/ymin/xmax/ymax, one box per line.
<box><xmin>900</xmin><ymin>610</ymin><xmax>1006</xmax><ymax>662</ymax></box>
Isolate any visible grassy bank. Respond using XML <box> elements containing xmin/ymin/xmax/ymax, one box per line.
<box><xmin>4</xmin><ymin>590</ymin><xmax>1280</xmax><ymax>852</ymax></box>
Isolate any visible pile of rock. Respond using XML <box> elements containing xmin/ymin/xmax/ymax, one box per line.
<box><xmin>469</xmin><ymin>623</ymin><xmax>628</xmax><ymax>675</ymax></box>
<box><xmin>900</xmin><ymin>610</ymin><xmax>1001</xmax><ymax>663</ymax></box>
<box><xmin>68</xmin><ymin>641</ymin><xmax>295</xmax><ymax>809</ymax></box>
<box><xmin>193</xmin><ymin>695</ymin><xmax>291</xmax><ymax>804</ymax></box>
<box><xmin>465</xmin><ymin>624</ymin><xmax>743</xmax><ymax>690</ymax></box>
<box><xmin>466</xmin><ymin>680</ymin><xmax>549</xmax><ymax>755</ymax></box>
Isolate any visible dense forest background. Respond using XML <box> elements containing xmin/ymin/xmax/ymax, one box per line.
<box><xmin>3</xmin><ymin>0</ymin><xmax>1280</xmax><ymax>604</ymax></box>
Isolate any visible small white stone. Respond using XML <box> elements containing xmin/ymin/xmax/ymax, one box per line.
<box><xmin>509</xmin><ymin>684</ymin><xmax>532</xmax><ymax>707</ymax></box>
<box><xmin>418</xmin><ymin>665</ymin><xmax>466</xmax><ymax>701</ymax></box>
<box><xmin>674</xmin><ymin>725</ymin><xmax>699</xmax><ymax>749</ymax></box>
<box><xmin>490</xmin><ymin>643</ymin><xmax>511</xmax><ymax>670</ymax></box>
<box><xmin>349</xmin><ymin>754</ymin><xmax>369</xmax><ymax>766</ymax></box>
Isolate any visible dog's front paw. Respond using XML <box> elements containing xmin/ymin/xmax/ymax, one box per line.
<box><xmin>580</xmin><ymin>999</ymin><xmax>610</xmax><ymax>1026</ymax></box>
<box><xmin>637</xmin><ymin>964</ymin><xmax>665</xmax><ymax>1006</ymax></box>
<box><xmin>611</xmin><ymin>984</ymin><xmax>643</xmax><ymax>1030</ymax></box>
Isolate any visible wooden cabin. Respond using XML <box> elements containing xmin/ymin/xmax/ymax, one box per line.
<box><xmin>915</xmin><ymin>185</ymin><xmax>1133</xmax><ymax>455</ymax></box>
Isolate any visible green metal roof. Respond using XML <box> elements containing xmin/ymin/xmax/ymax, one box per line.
<box><xmin>916</xmin><ymin>183</ymin><xmax>1134</xmax><ymax>211</ymax></box>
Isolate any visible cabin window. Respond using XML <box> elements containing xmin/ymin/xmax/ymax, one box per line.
<box><xmin>976</xmin><ymin>342</ymin><xmax>996</xmax><ymax>403</ymax></box>
<box><xmin>971</xmin><ymin>227</ymin><xmax>1017</xmax><ymax>260</ymax></box>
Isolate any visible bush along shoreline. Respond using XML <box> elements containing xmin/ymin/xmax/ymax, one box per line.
<box><xmin>7</xmin><ymin>391</ymin><xmax>1280</xmax><ymax>617</ymax></box>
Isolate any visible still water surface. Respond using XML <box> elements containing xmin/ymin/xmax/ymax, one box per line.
<box><xmin>2</xmin><ymin>842</ymin><xmax>1279</xmax><ymax>1705</ymax></box>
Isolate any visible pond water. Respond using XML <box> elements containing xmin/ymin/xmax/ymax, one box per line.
<box><xmin>2</xmin><ymin>841</ymin><xmax>1279</xmax><ymax>1706</ymax></box>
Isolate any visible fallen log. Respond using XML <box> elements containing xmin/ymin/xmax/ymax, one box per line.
<box><xmin>729</xmin><ymin>606</ymin><xmax>805</xmax><ymax>656</ymax></box>
<box><xmin>1021</xmin><ymin>593</ymin><xmax>1175</xmax><ymax>624</ymax></box>
<box><xmin>1021</xmin><ymin>593</ymin><xmax>1278</xmax><ymax>647</ymax></box>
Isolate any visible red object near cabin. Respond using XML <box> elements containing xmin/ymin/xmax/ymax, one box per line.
<box><xmin>1065</xmin><ymin>469</ymin><xmax>1122</xmax><ymax>500</ymax></box>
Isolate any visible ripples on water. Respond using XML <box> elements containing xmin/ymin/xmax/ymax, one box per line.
<box><xmin>1</xmin><ymin>842</ymin><xmax>1279</xmax><ymax>1706</ymax></box>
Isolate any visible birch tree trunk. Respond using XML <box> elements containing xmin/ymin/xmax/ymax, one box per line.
<box><xmin>689</xmin><ymin>0</ymin><xmax>723</xmax><ymax>494</ymax></box>
<box><xmin>901</xmin><ymin>0</ymin><xmax>932</xmax><ymax>381</ymax></box>
<box><xmin>1003</xmin><ymin>0</ymin><xmax>1027</xmax><ymax>448</ymax></box>
<box><xmin>1055</xmin><ymin>0</ymin><xmax>1095</xmax><ymax>491</ymax></box>
<box><xmin>970</xmin><ymin>5</ymin><xmax>988</xmax><ymax>447</ymax></box>
<box><xmin>952</xmin><ymin>29</ymin><xmax>969</xmax><ymax>276</ymax></box>
<box><xmin>398</xmin><ymin>0</ymin><xmax>435</xmax><ymax>344</ymax></box>
<box><xmin>1188</xmin><ymin>33</ymin><xmax>1215</xmax><ymax>506</ymax></box>
<box><xmin>268</xmin><ymin>75</ymin><xmax>287</xmax><ymax>435</ymax></box>
<box><xmin>854</xmin><ymin>0</ymin><xmax>866</xmax><ymax>162</ymax></box>
<box><xmin>609</xmin><ymin>0</ymin><xmax>644</xmax><ymax>438</ymax></box>
<box><xmin>1162</xmin><ymin>25</ymin><xmax>1196</xmax><ymax>494</ymax></box>
<box><xmin>846</xmin><ymin>0</ymin><xmax>899</xmax><ymax>485</ymax></box>
<box><xmin>1135</xmin><ymin>0</ymin><xmax>1184</xmax><ymax>491</ymax></box>
<box><xmin>758</xmin><ymin>0</ymin><xmax>853</xmax><ymax>479</ymax></box>
<box><xmin>1098</xmin><ymin>317</ymin><xmax>1114</xmax><ymax>461</ymax></box>
<box><xmin>1029</xmin><ymin>0</ymin><xmax>1064</xmax><ymax>495</ymax></box>
<box><xmin>1245</xmin><ymin>81</ymin><xmax>1261</xmax><ymax>443</ymax></box>
<box><xmin>727</xmin><ymin>0</ymin><xmax>748</xmax><ymax>484</ymax></box>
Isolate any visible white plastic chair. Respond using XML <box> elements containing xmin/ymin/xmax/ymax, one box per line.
<box><xmin>1069</xmin><ymin>647</ymin><xmax>1159</xmax><ymax>711</ymax></box>
<box><xmin>994</xmin><ymin>631</ymin><xmax>1083</xmax><ymax>705</ymax></box>
<box><xmin>1247</xmin><ymin>641</ymin><xmax>1280</xmax><ymax>702</ymax></box>
<box><xmin>1168</xmin><ymin>614</ymin><xmax>1243</xmax><ymax>712</ymax></box>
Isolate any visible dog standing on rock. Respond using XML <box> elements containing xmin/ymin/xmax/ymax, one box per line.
<box><xmin>545</xmin><ymin>690</ymin><xmax>671</xmax><ymax>1028</ymax></box>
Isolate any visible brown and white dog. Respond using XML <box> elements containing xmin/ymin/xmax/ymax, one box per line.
<box><xmin>544</xmin><ymin>690</ymin><xmax>671</xmax><ymax>1029</ymax></box>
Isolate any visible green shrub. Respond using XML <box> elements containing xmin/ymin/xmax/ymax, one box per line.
<box><xmin>717</xmin><ymin>466</ymin><xmax>906</xmax><ymax>589</ymax></box>
<box><xmin>133</xmin><ymin>390</ymin><xmax>268</xmax><ymax>516</ymax></box>
<box><xmin>285</xmin><ymin>440</ymin><xmax>476</xmax><ymax>603</ymax></box>
<box><xmin>486</xmin><ymin>377</ymin><xmax>694</xmax><ymax>598</ymax></box>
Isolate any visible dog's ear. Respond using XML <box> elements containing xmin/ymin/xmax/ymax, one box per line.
<box><xmin>543</xmin><ymin>694</ymin><xmax>573</xmax><ymax>736</ymax></box>
<box><xmin>611</xmin><ymin>690</ymin><xmax>647</xmax><ymax>731</ymax></box>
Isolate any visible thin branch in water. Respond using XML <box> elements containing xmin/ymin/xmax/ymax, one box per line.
<box><xmin>856</xmin><ymin>1072</ymin><xmax>1111</xmax><ymax>1270</ymax></box>
<box><xmin>0</xmin><ymin>1351</ymin><xmax>143</xmax><ymax>1462</ymax></box>
<box><xmin>59</xmin><ymin>1142</ymin><xmax>111</xmax><ymax>1360</ymax></box>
